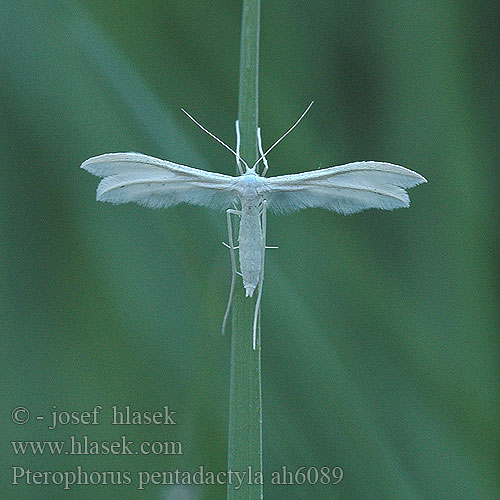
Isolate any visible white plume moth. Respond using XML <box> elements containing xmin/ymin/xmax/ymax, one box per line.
<box><xmin>81</xmin><ymin>103</ymin><xmax>426</xmax><ymax>348</ymax></box>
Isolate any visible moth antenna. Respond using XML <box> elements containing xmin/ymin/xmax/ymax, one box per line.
<box><xmin>181</xmin><ymin>108</ymin><xmax>249</xmax><ymax>171</ymax></box>
<box><xmin>252</xmin><ymin>101</ymin><xmax>314</xmax><ymax>171</ymax></box>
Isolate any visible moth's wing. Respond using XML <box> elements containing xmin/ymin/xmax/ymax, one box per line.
<box><xmin>262</xmin><ymin>162</ymin><xmax>427</xmax><ymax>215</ymax></box>
<box><xmin>81</xmin><ymin>152</ymin><xmax>238</xmax><ymax>210</ymax></box>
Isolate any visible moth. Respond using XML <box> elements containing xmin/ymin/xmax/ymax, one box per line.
<box><xmin>81</xmin><ymin>103</ymin><xmax>426</xmax><ymax>348</ymax></box>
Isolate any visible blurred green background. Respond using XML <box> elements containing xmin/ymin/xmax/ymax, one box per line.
<box><xmin>1</xmin><ymin>1</ymin><xmax>498</xmax><ymax>499</ymax></box>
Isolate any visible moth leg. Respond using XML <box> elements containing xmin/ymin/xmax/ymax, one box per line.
<box><xmin>222</xmin><ymin>242</ymin><xmax>239</xmax><ymax>250</ymax></box>
<box><xmin>253</xmin><ymin>201</ymin><xmax>268</xmax><ymax>349</ymax></box>
<box><xmin>257</xmin><ymin>127</ymin><xmax>270</xmax><ymax>177</ymax></box>
<box><xmin>222</xmin><ymin>208</ymin><xmax>241</xmax><ymax>335</ymax></box>
<box><xmin>235</xmin><ymin>120</ymin><xmax>244</xmax><ymax>175</ymax></box>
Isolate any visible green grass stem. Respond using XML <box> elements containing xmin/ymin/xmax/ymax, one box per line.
<box><xmin>226</xmin><ymin>1</ymin><xmax>263</xmax><ymax>499</ymax></box>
